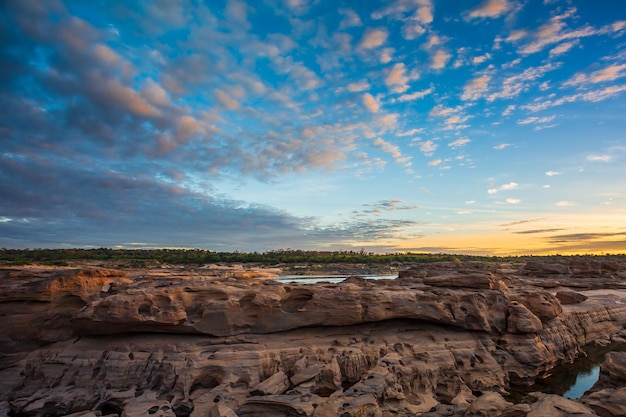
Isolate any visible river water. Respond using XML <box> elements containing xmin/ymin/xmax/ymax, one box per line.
<box><xmin>274</xmin><ymin>274</ymin><xmax>397</xmax><ymax>284</ymax></box>
<box><xmin>508</xmin><ymin>343</ymin><xmax>626</xmax><ymax>402</ymax></box>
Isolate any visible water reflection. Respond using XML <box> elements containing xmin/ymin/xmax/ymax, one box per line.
<box><xmin>274</xmin><ymin>274</ymin><xmax>397</xmax><ymax>284</ymax></box>
<box><xmin>508</xmin><ymin>343</ymin><xmax>626</xmax><ymax>402</ymax></box>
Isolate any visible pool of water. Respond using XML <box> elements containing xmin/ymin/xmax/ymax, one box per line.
<box><xmin>508</xmin><ymin>343</ymin><xmax>626</xmax><ymax>402</ymax></box>
<box><xmin>274</xmin><ymin>274</ymin><xmax>397</xmax><ymax>285</ymax></box>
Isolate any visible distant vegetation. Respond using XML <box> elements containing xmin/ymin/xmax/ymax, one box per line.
<box><xmin>1</xmin><ymin>248</ymin><xmax>625</xmax><ymax>266</ymax></box>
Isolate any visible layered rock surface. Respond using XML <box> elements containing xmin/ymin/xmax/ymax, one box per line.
<box><xmin>1</xmin><ymin>259</ymin><xmax>626</xmax><ymax>416</ymax></box>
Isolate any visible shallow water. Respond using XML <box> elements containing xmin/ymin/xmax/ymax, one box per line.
<box><xmin>274</xmin><ymin>274</ymin><xmax>397</xmax><ymax>284</ymax></box>
<box><xmin>508</xmin><ymin>343</ymin><xmax>626</xmax><ymax>402</ymax></box>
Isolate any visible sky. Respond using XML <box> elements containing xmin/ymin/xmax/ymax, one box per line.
<box><xmin>1</xmin><ymin>0</ymin><xmax>626</xmax><ymax>255</ymax></box>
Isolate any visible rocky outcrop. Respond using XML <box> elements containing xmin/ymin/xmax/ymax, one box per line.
<box><xmin>581</xmin><ymin>351</ymin><xmax>626</xmax><ymax>416</ymax></box>
<box><xmin>1</xmin><ymin>259</ymin><xmax>626</xmax><ymax>416</ymax></box>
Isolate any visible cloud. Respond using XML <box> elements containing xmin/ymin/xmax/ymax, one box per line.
<box><xmin>448</xmin><ymin>138</ymin><xmax>471</xmax><ymax>148</ymax></box>
<box><xmin>586</xmin><ymin>154</ymin><xmax>613</xmax><ymax>162</ymax></box>
<box><xmin>385</xmin><ymin>63</ymin><xmax>410</xmax><ymax>93</ymax></box>
<box><xmin>488</xmin><ymin>182</ymin><xmax>519</xmax><ymax>194</ymax></box>
<box><xmin>515</xmin><ymin>8</ymin><xmax>626</xmax><ymax>55</ymax></box>
<box><xmin>461</xmin><ymin>75</ymin><xmax>491</xmax><ymax>100</ymax></box>
<box><xmin>564</xmin><ymin>64</ymin><xmax>626</xmax><ymax>87</ymax></box>
<box><xmin>431</xmin><ymin>50</ymin><xmax>451</xmax><ymax>69</ymax></box>
<box><xmin>428</xmin><ymin>159</ymin><xmax>442</xmax><ymax>166</ymax></box>
<box><xmin>505</xmin><ymin>198</ymin><xmax>521</xmax><ymax>204</ymax></box>
<box><xmin>397</xmin><ymin>87</ymin><xmax>434</xmax><ymax>102</ymax></box>
<box><xmin>363</xmin><ymin>93</ymin><xmax>380</xmax><ymax>113</ymax></box>
<box><xmin>361</xmin><ymin>200</ymin><xmax>419</xmax><ymax>215</ymax></box>
<box><xmin>374</xmin><ymin>138</ymin><xmax>412</xmax><ymax>168</ymax></box>
<box><xmin>488</xmin><ymin>62</ymin><xmax>560</xmax><ymax>101</ymax></box>
<box><xmin>523</xmin><ymin>85</ymin><xmax>626</xmax><ymax>112</ymax></box>
<box><xmin>549</xmin><ymin>41</ymin><xmax>578</xmax><ymax>56</ymax></box>
<box><xmin>517</xmin><ymin>115</ymin><xmax>555</xmax><ymax>125</ymax></box>
<box><xmin>514</xmin><ymin>228</ymin><xmax>565</xmax><ymax>234</ymax></box>
<box><xmin>346</xmin><ymin>80</ymin><xmax>371</xmax><ymax>92</ymax></box>
<box><xmin>379</xmin><ymin>48</ymin><xmax>394</xmax><ymax>64</ymax></box>
<box><xmin>467</xmin><ymin>0</ymin><xmax>512</xmax><ymax>19</ymax></box>
<box><xmin>555</xmin><ymin>201</ymin><xmax>575</xmax><ymax>206</ymax></box>
<box><xmin>339</xmin><ymin>8</ymin><xmax>362</xmax><ymax>29</ymax></box>
<box><xmin>358</xmin><ymin>28</ymin><xmax>388</xmax><ymax>49</ymax></box>
<box><xmin>214</xmin><ymin>89</ymin><xmax>241</xmax><ymax>110</ymax></box>
<box><xmin>416</xmin><ymin>140</ymin><xmax>438</xmax><ymax>156</ymax></box>
<box><xmin>472</xmin><ymin>53</ymin><xmax>492</xmax><ymax>65</ymax></box>
<box><xmin>493</xmin><ymin>143</ymin><xmax>511</xmax><ymax>150</ymax></box>
<box><xmin>545</xmin><ymin>171</ymin><xmax>561</xmax><ymax>176</ymax></box>
<box><xmin>402</xmin><ymin>22</ymin><xmax>426</xmax><ymax>40</ymax></box>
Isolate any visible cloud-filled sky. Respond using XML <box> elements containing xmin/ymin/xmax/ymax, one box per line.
<box><xmin>1</xmin><ymin>0</ymin><xmax>626</xmax><ymax>255</ymax></box>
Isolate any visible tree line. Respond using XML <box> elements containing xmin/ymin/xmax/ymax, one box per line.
<box><xmin>1</xmin><ymin>248</ymin><xmax>623</xmax><ymax>266</ymax></box>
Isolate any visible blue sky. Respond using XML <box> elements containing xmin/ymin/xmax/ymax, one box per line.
<box><xmin>1</xmin><ymin>0</ymin><xmax>626</xmax><ymax>255</ymax></box>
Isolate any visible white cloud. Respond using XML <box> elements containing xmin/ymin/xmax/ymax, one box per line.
<box><xmin>461</xmin><ymin>75</ymin><xmax>491</xmax><ymax>101</ymax></box>
<box><xmin>506</xmin><ymin>198</ymin><xmax>521</xmax><ymax>204</ymax></box>
<box><xmin>417</xmin><ymin>140</ymin><xmax>438</xmax><ymax>156</ymax></box>
<box><xmin>429</xmin><ymin>104</ymin><xmax>455</xmax><ymax>117</ymax></box>
<box><xmin>431</xmin><ymin>50</ymin><xmax>451</xmax><ymax>69</ymax></box>
<box><xmin>358</xmin><ymin>28</ymin><xmax>389</xmax><ymax>49</ymax></box>
<box><xmin>493</xmin><ymin>143</ymin><xmax>511</xmax><ymax>150</ymax></box>
<box><xmin>215</xmin><ymin>89</ymin><xmax>240</xmax><ymax>110</ymax></box>
<box><xmin>523</xmin><ymin>85</ymin><xmax>626</xmax><ymax>112</ymax></box>
<box><xmin>397</xmin><ymin>86</ymin><xmax>434</xmax><ymax>102</ymax></box>
<box><xmin>448</xmin><ymin>138</ymin><xmax>471</xmax><ymax>148</ymax></box>
<box><xmin>501</xmin><ymin>182</ymin><xmax>519</xmax><ymax>190</ymax></box>
<box><xmin>472</xmin><ymin>53</ymin><xmax>492</xmax><ymax>65</ymax></box>
<box><xmin>488</xmin><ymin>62</ymin><xmax>560</xmax><ymax>101</ymax></box>
<box><xmin>428</xmin><ymin>159</ymin><xmax>442</xmax><ymax>166</ymax></box>
<box><xmin>363</xmin><ymin>93</ymin><xmax>380</xmax><ymax>113</ymax></box>
<box><xmin>339</xmin><ymin>8</ymin><xmax>362</xmax><ymax>29</ymax></box>
<box><xmin>545</xmin><ymin>170</ymin><xmax>561</xmax><ymax>176</ymax></box>
<box><xmin>515</xmin><ymin>9</ymin><xmax>626</xmax><ymax>55</ymax></box>
<box><xmin>346</xmin><ymin>80</ymin><xmax>371</xmax><ymax>92</ymax></box>
<box><xmin>549</xmin><ymin>41</ymin><xmax>578</xmax><ymax>56</ymax></box>
<box><xmin>385</xmin><ymin>63</ymin><xmax>410</xmax><ymax>93</ymax></box>
<box><xmin>502</xmin><ymin>105</ymin><xmax>516</xmax><ymax>116</ymax></box>
<box><xmin>543</xmin><ymin>184</ymin><xmax>551</xmax><ymax>188</ymax></box>
<box><xmin>397</xmin><ymin>128</ymin><xmax>424</xmax><ymax>137</ymax></box>
<box><xmin>555</xmin><ymin>201</ymin><xmax>575</xmax><ymax>207</ymax></box>
<box><xmin>565</xmin><ymin>64</ymin><xmax>626</xmax><ymax>87</ymax></box>
<box><xmin>374</xmin><ymin>138</ymin><xmax>412</xmax><ymax>167</ymax></box>
<box><xmin>468</xmin><ymin>0</ymin><xmax>512</xmax><ymax>19</ymax></box>
<box><xmin>586</xmin><ymin>154</ymin><xmax>613</xmax><ymax>162</ymax></box>
<box><xmin>517</xmin><ymin>115</ymin><xmax>555</xmax><ymax>125</ymax></box>
<box><xmin>402</xmin><ymin>22</ymin><xmax>426</xmax><ymax>40</ymax></box>
<box><xmin>488</xmin><ymin>188</ymin><xmax>498</xmax><ymax>194</ymax></box>
<box><xmin>379</xmin><ymin>48</ymin><xmax>394</xmax><ymax>64</ymax></box>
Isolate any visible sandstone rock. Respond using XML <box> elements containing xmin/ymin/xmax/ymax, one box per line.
<box><xmin>250</xmin><ymin>370</ymin><xmax>291</xmax><ymax>395</ymax></box>
<box><xmin>524</xmin><ymin>392</ymin><xmax>598</xmax><ymax>416</ymax></box>
<box><xmin>600</xmin><ymin>351</ymin><xmax>626</xmax><ymax>384</ymax></box>
<box><xmin>465</xmin><ymin>392</ymin><xmax>513</xmax><ymax>417</ymax></box>
<box><xmin>3</xmin><ymin>264</ymin><xmax>626</xmax><ymax>417</ymax></box>
<box><xmin>423</xmin><ymin>272</ymin><xmax>502</xmax><ymax>289</ymax></box>
<box><xmin>122</xmin><ymin>393</ymin><xmax>176</xmax><ymax>417</ymax></box>
<box><xmin>523</xmin><ymin>261</ymin><xmax>571</xmax><ymax>276</ymax></box>
<box><xmin>581</xmin><ymin>387</ymin><xmax>626</xmax><ymax>417</ymax></box>
<box><xmin>508</xmin><ymin>301</ymin><xmax>543</xmax><ymax>333</ymax></box>
<box><xmin>556</xmin><ymin>291</ymin><xmax>588</xmax><ymax>305</ymax></box>
<box><xmin>512</xmin><ymin>290</ymin><xmax>563</xmax><ymax>322</ymax></box>
<box><xmin>209</xmin><ymin>402</ymin><xmax>240</xmax><ymax>417</ymax></box>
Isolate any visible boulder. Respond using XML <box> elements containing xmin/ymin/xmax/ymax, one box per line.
<box><xmin>508</xmin><ymin>301</ymin><xmax>543</xmax><ymax>333</ymax></box>
<box><xmin>556</xmin><ymin>291</ymin><xmax>588</xmax><ymax>305</ymax></box>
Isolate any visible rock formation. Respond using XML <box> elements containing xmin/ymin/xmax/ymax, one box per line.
<box><xmin>1</xmin><ymin>259</ymin><xmax>626</xmax><ymax>416</ymax></box>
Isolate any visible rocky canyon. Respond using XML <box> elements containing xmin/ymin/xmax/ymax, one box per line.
<box><xmin>2</xmin><ymin>258</ymin><xmax>626</xmax><ymax>416</ymax></box>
